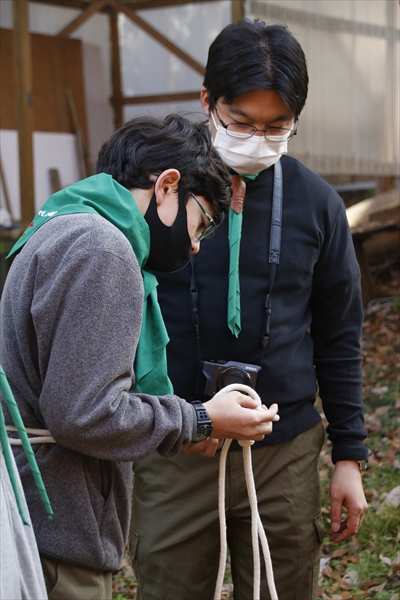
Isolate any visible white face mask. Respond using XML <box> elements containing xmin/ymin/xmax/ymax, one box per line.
<box><xmin>210</xmin><ymin>112</ymin><xmax>290</xmax><ymax>176</ymax></box>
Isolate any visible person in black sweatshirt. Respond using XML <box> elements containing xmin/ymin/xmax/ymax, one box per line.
<box><xmin>129</xmin><ymin>21</ymin><xmax>368</xmax><ymax>600</ymax></box>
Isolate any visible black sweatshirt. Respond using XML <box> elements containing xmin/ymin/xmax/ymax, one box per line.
<box><xmin>156</xmin><ymin>156</ymin><xmax>368</xmax><ymax>463</ymax></box>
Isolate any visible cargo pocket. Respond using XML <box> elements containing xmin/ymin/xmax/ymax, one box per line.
<box><xmin>314</xmin><ymin>511</ymin><xmax>325</xmax><ymax>545</ymax></box>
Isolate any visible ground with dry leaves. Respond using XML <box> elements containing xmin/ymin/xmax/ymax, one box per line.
<box><xmin>112</xmin><ymin>271</ymin><xmax>400</xmax><ymax>600</ymax></box>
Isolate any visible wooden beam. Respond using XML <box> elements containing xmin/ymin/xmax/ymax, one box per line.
<box><xmin>13</xmin><ymin>0</ymin><xmax>35</xmax><ymax>226</ymax></box>
<box><xmin>57</xmin><ymin>0</ymin><xmax>108</xmax><ymax>37</ymax></box>
<box><xmin>110</xmin><ymin>0</ymin><xmax>205</xmax><ymax>76</ymax></box>
<box><xmin>30</xmin><ymin>0</ymin><xmax>219</xmax><ymax>11</ymax></box>
<box><xmin>118</xmin><ymin>0</ymin><xmax>220</xmax><ymax>8</ymax></box>
<box><xmin>123</xmin><ymin>91</ymin><xmax>200</xmax><ymax>104</ymax></box>
<box><xmin>109</xmin><ymin>8</ymin><xmax>124</xmax><ymax>129</ymax></box>
<box><xmin>30</xmin><ymin>0</ymin><xmax>92</xmax><ymax>9</ymax></box>
<box><xmin>231</xmin><ymin>0</ymin><xmax>244</xmax><ymax>22</ymax></box>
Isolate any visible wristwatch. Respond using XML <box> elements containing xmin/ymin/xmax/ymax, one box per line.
<box><xmin>357</xmin><ymin>460</ymin><xmax>367</xmax><ymax>472</ymax></box>
<box><xmin>190</xmin><ymin>401</ymin><xmax>213</xmax><ymax>443</ymax></box>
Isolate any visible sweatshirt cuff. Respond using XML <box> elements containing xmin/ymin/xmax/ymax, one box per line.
<box><xmin>189</xmin><ymin>403</ymin><xmax>198</xmax><ymax>441</ymax></box>
<box><xmin>331</xmin><ymin>437</ymin><xmax>369</xmax><ymax>464</ymax></box>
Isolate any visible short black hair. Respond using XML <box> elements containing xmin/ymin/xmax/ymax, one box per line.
<box><xmin>203</xmin><ymin>20</ymin><xmax>308</xmax><ymax>120</ymax></box>
<box><xmin>96</xmin><ymin>114</ymin><xmax>231</xmax><ymax>225</ymax></box>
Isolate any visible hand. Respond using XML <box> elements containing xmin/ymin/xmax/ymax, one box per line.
<box><xmin>205</xmin><ymin>391</ymin><xmax>279</xmax><ymax>441</ymax></box>
<box><xmin>328</xmin><ymin>460</ymin><xmax>368</xmax><ymax>543</ymax></box>
<box><xmin>182</xmin><ymin>437</ymin><xmax>224</xmax><ymax>457</ymax></box>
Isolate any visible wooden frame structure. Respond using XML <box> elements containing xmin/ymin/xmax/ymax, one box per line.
<box><xmin>12</xmin><ymin>0</ymin><xmax>245</xmax><ymax>224</ymax></box>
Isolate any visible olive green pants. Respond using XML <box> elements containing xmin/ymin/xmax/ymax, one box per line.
<box><xmin>130</xmin><ymin>421</ymin><xmax>325</xmax><ymax>600</ymax></box>
<box><xmin>40</xmin><ymin>555</ymin><xmax>112</xmax><ymax>600</ymax></box>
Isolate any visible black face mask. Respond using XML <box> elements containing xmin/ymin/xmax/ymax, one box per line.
<box><xmin>144</xmin><ymin>180</ymin><xmax>191</xmax><ymax>273</ymax></box>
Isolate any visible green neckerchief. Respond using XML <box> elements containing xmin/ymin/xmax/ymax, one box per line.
<box><xmin>227</xmin><ymin>172</ymin><xmax>259</xmax><ymax>336</ymax></box>
<box><xmin>8</xmin><ymin>174</ymin><xmax>173</xmax><ymax>396</ymax></box>
<box><xmin>0</xmin><ymin>366</ymin><xmax>53</xmax><ymax>524</ymax></box>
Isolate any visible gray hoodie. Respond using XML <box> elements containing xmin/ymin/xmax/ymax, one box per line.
<box><xmin>0</xmin><ymin>213</ymin><xmax>196</xmax><ymax>571</ymax></box>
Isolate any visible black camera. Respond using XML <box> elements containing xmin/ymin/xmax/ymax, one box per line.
<box><xmin>196</xmin><ymin>360</ymin><xmax>261</xmax><ymax>397</ymax></box>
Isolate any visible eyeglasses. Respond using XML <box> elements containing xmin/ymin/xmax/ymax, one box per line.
<box><xmin>214</xmin><ymin>107</ymin><xmax>297</xmax><ymax>142</ymax></box>
<box><xmin>189</xmin><ymin>193</ymin><xmax>217</xmax><ymax>241</ymax></box>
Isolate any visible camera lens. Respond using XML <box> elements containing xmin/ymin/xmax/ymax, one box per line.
<box><xmin>217</xmin><ymin>366</ymin><xmax>253</xmax><ymax>390</ymax></box>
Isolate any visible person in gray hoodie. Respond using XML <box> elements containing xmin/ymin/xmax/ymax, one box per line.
<box><xmin>0</xmin><ymin>114</ymin><xmax>278</xmax><ymax>600</ymax></box>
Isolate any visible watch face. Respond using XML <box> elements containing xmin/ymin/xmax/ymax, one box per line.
<box><xmin>193</xmin><ymin>423</ymin><xmax>213</xmax><ymax>443</ymax></box>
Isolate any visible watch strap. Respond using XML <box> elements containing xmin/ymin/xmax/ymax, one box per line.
<box><xmin>190</xmin><ymin>401</ymin><xmax>213</xmax><ymax>443</ymax></box>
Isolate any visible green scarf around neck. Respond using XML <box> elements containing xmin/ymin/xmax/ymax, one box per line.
<box><xmin>8</xmin><ymin>173</ymin><xmax>173</xmax><ymax>396</ymax></box>
<box><xmin>227</xmin><ymin>171</ymin><xmax>260</xmax><ymax>337</ymax></box>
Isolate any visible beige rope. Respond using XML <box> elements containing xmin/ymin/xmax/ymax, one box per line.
<box><xmin>6</xmin><ymin>425</ymin><xmax>56</xmax><ymax>446</ymax></box>
<box><xmin>213</xmin><ymin>383</ymin><xmax>279</xmax><ymax>600</ymax></box>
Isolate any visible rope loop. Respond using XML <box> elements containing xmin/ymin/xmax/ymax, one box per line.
<box><xmin>212</xmin><ymin>383</ymin><xmax>278</xmax><ymax>600</ymax></box>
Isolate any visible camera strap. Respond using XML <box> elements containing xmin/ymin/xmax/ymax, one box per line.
<box><xmin>262</xmin><ymin>158</ymin><xmax>282</xmax><ymax>349</ymax></box>
<box><xmin>190</xmin><ymin>160</ymin><xmax>283</xmax><ymax>355</ymax></box>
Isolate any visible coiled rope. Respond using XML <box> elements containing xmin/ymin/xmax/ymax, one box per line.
<box><xmin>213</xmin><ymin>383</ymin><xmax>279</xmax><ymax>600</ymax></box>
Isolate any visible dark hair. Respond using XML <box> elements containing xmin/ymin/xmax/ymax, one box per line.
<box><xmin>203</xmin><ymin>20</ymin><xmax>308</xmax><ymax>120</ymax></box>
<box><xmin>96</xmin><ymin>114</ymin><xmax>231</xmax><ymax>224</ymax></box>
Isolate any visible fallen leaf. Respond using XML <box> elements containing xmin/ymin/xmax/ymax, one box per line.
<box><xmin>341</xmin><ymin>569</ymin><xmax>358</xmax><ymax>588</ymax></box>
<box><xmin>364</xmin><ymin>413</ymin><xmax>382</xmax><ymax>432</ymax></box>
<box><xmin>369</xmin><ymin>582</ymin><xmax>387</xmax><ymax>591</ymax></box>
<box><xmin>331</xmin><ymin>548</ymin><xmax>349</xmax><ymax>558</ymax></box>
<box><xmin>380</xmin><ymin>553</ymin><xmax>393</xmax><ymax>566</ymax></box>
<box><xmin>392</xmin><ymin>552</ymin><xmax>400</xmax><ymax>567</ymax></box>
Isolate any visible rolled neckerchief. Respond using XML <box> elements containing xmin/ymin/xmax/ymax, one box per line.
<box><xmin>227</xmin><ymin>173</ymin><xmax>259</xmax><ymax>336</ymax></box>
<box><xmin>0</xmin><ymin>366</ymin><xmax>53</xmax><ymax>524</ymax></box>
<box><xmin>7</xmin><ymin>174</ymin><xmax>173</xmax><ymax>396</ymax></box>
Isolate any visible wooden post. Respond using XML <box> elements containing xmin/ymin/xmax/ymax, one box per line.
<box><xmin>12</xmin><ymin>0</ymin><xmax>34</xmax><ymax>226</ymax></box>
<box><xmin>109</xmin><ymin>7</ymin><xmax>124</xmax><ymax>130</ymax></box>
<box><xmin>231</xmin><ymin>0</ymin><xmax>244</xmax><ymax>22</ymax></box>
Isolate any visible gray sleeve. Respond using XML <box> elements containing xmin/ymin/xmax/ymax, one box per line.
<box><xmin>31</xmin><ymin>244</ymin><xmax>196</xmax><ymax>460</ymax></box>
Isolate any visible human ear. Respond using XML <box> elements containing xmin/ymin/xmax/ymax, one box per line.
<box><xmin>154</xmin><ymin>169</ymin><xmax>181</xmax><ymax>226</ymax></box>
<box><xmin>200</xmin><ymin>87</ymin><xmax>211</xmax><ymax>117</ymax></box>
<box><xmin>154</xmin><ymin>169</ymin><xmax>181</xmax><ymax>205</ymax></box>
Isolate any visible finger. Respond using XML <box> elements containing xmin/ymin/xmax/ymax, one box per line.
<box><xmin>346</xmin><ymin>511</ymin><xmax>363</xmax><ymax>536</ymax></box>
<box><xmin>330</xmin><ymin>501</ymin><xmax>343</xmax><ymax>536</ymax></box>
<box><xmin>202</xmin><ymin>438</ymin><xmax>220</xmax><ymax>457</ymax></box>
<box><xmin>328</xmin><ymin>522</ymin><xmax>353</xmax><ymax>543</ymax></box>
<box><xmin>181</xmin><ymin>440</ymin><xmax>207</xmax><ymax>454</ymax></box>
<box><xmin>259</xmin><ymin>403</ymin><xmax>279</xmax><ymax>420</ymax></box>
<box><xmin>234</xmin><ymin>394</ymin><xmax>262</xmax><ymax>409</ymax></box>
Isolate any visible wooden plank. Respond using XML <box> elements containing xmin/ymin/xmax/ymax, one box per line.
<box><xmin>62</xmin><ymin>37</ymin><xmax>88</xmax><ymax>138</ymax></box>
<box><xmin>110</xmin><ymin>0</ymin><xmax>205</xmax><ymax>76</ymax></box>
<box><xmin>33</xmin><ymin>32</ymin><xmax>59</xmax><ymax>131</ymax></box>
<box><xmin>12</xmin><ymin>0</ymin><xmax>35</xmax><ymax>226</ymax></box>
<box><xmin>66</xmin><ymin>89</ymin><xmax>94</xmax><ymax>178</ymax></box>
<box><xmin>1</xmin><ymin>29</ymin><xmax>87</xmax><ymax>137</ymax></box>
<box><xmin>0</xmin><ymin>30</ymin><xmax>16</xmax><ymax>128</ymax></box>
<box><xmin>123</xmin><ymin>91</ymin><xmax>200</xmax><ymax>104</ymax></box>
<box><xmin>109</xmin><ymin>8</ymin><xmax>124</xmax><ymax>129</ymax></box>
<box><xmin>231</xmin><ymin>0</ymin><xmax>244</xmax><ymax>22</ymax></box>
<box><xmin>49</xmin><ymin>168</ymin><xmax>62</xmax><ymax>194</ymax></box>
<box><xmin>57</xmin><ymin>0</ymin><xmax>109</xmax><ymax>37</ymax></box>
<box><xmin>0</xmin><ymin>155</ymin><xmax>14</xmax><ymax>220</ymax></box>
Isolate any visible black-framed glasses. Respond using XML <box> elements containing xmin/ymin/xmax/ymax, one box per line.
<box><xmin>189</xmin><ymin>193</ymin><xmax>217</xmax><ymax>241</ymax></box>
<box><xmin>214</xmin><ymin>107</ymin><xmax>297</xmax><ymax>142</ymax></box>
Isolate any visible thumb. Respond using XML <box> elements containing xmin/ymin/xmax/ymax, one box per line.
<box><xmin>330</xmin><ymin>498</ymin><xmax>343</xmax><ymax>532</ymax></box>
